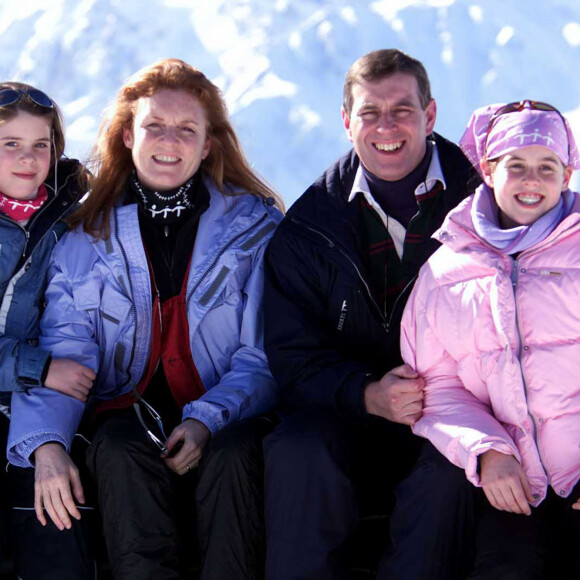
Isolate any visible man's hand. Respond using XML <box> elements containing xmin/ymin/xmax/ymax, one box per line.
<box><xmin>364</xmin><ymin>364</ymin><xmax>424</xmax><ymax>425</ymax></box>
<box><xmin>44</xmin><ymin>358</ymin><xmax>96</xmax><ymax>402</ymax></box>
<box><xmin>34</xmin><ymin>443</ymin><xmax>85</xmax><ymax>530</ymax></box>
<box><xmin>480</xmin><ymin>449</ymin><xmax>534</xmax><ymax>515</ymax></box>
<box><xmin>163</xmin><ymin>418</ymin><xmax>211</xmax><ymax>475</ymax></box>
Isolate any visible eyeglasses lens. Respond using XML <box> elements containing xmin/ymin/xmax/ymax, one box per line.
<box><xmin>133</xmin><ymin>402</ymin><xmax>169</xmax><ymax>455</ymax></box>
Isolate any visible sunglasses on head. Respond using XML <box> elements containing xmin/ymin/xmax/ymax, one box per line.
<box><xmin>0</xmin><ymin>88</ymin><xmax>55</xmax><ymax>109</ymax></box>
<box><xmin>487</xmin><ymin>100</ymin><xmax>562</xmax><ymax>130</ymax></box>
<box><xmin>485</xmin><ymin>100</ymin><xmax>570</xmax><ymax>159</ymax></box>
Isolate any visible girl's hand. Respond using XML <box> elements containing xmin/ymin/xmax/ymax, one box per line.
<box><xmin>572</xmin><ymin>498</ymin><xmax>580</xmax><ymax>510</ymax></box>
<box><xmin>44</xmin><ymin>358</ymin><xmax>96</xmax><ymax>402</ymax></box>
<box><xmin>163</xmin><ymin>418</ymin><xmax>210</xmax><ymax>475</ymax></box>
<box><xmin>480</xmin><ymin>449</ymin><xmax>534</xmax><ymax>515</ymax></box>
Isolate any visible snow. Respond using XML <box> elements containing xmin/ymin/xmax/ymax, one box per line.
<box><xmin>0</xmin><ymin>0</ymin><xmax>579</xmax><ymax>204</ymax></box>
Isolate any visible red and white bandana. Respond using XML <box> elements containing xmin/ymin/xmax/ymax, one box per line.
<box><xmin>0</xmin><ymin>184</ymin><xmax>48</xmax><ymax>223</ymax></box>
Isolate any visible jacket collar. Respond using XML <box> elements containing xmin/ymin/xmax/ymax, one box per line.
<box><xmin>89</xmin><ymin>176</ymin><xmax>278</xmax><ymax>281</ymax></box>
<box><xmin>284</xmin><ymin>132</ymin><xmax>478</xmax><ymax>265</ymax></box>
<box><xmin>435</xmin><ymin>190</ymin><xmax>580</xmax><ymax>254</ymax></box>
<box><xmin>347</xmin><ymin>139</ymin><xmax>447</xmax><ymax>204</ymax></box>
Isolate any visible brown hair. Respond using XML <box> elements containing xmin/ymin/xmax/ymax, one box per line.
<box><xmin>343</xmin><ymin>49</ymin><xmax>432</xmax><ymax>116</ymax></box>
<box><xmin>0</xmin><ymin>81</ymin><xmax>65</xmax><ymax>164</ymax></box>
<box><xmin>70</xmin><ymin>58</ymin><xmax>283</xmax><ymax>237</ymax></box>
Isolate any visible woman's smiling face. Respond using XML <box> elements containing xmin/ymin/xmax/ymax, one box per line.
<box><xmin>123</xmin><ymin>89</ymin><xmax>211</xmax><ymax>191</ymax></box>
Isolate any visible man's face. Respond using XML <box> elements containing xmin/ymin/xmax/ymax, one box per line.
<box><xmin>342</xmin><ymin>73</ymin><xmax>436</xmax><ymax>182</ymax></box>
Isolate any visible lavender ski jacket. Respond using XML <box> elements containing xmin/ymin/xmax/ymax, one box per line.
<box><xmin>8</xmin><ymin>178</ymin><xmax>281</xmax><ymax>467</ymax></box>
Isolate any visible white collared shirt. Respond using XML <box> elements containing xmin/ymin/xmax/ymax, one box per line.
<box><xmin>347</xmin><ymin>141</ymin><xmax>446</xmax><ymax>259</ymax></box>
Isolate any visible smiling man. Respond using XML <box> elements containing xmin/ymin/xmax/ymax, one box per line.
<box><xmin>263</xmin><ymin>49</ymin><xmax>480</xmax><ymax>579</ymax></box>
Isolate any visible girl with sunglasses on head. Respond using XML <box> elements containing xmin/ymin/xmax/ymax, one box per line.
<box><xmin>394</xmin><ymin>100</ymin><xmax>580</xmax><ymax>579</ymax></box>
<box><xmin>0</xmin><ymin>82</ymin><xmax>96</xmax><ymax>573</ymax></box>
<box><xmin>8</xmin><ymin>60</ymin><xmax>284</xmax><ymax>580</ymax></box>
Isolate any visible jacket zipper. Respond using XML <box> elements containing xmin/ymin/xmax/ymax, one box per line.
<box><xmin>117</xmin><ymin>211</ymin><xmax>269</xmax><ymax>394</ymax></box>
<box><xmin>510</xmin><ymin>258</ymin><xmax>549</xmax><ymax>484</ymax></box>
<box><xmin>114</xmin><ymin>211</ymin><xmax>139</xmax><ymax>395</ymax></box>
<box><xmin>292</xmin><ymin>217</ymin><xmax>410</xmax><ymax>333</ymax></box>
<box><xmin>386</xmin><ymin>275</ymin><xmax>418</xmax><ymax>332</ymax></box>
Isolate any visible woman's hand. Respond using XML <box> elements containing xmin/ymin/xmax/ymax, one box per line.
<box><xmin>572</xmin><ymin>497</ymin><xmax>580</xmax><ymax>510</ymax></box>
<box><xmin>480</xmin><ymin>449</ymin><xmax>534</xmax><ymax>515</ymax></box>
<box><xmin>34</xmin><ymin>443</ymin><xmax>85</xmax><ymax>530</ymax></box>
<box><xmin>163</xmin><ymin>418</ymin><xmax>211</xmax><ymax>475</ymax></box>
<box><xmin>44</xmin><ymin>358</ymin><xmax>96</xmax><ymax>402</ymax></box>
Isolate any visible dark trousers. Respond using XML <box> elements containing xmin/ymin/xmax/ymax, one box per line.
<box><xmin>469</xmin><ymin>481</ymin><xmax>580</xmax><ymax>580</ymax></box>
<box><xmin>0</xmin><ymin>413</ymin><xmax>12</xmax><ymax>565</ymax></box>
<box><xmin>10</xmin><ymin>435</ymin><xmax>99</xmax><ymax>580</ymax></box>
<box><xmin>11</xmin><ymin>411</ymin><xmax>275</xmax><ymax>580</ymax></box>
<box><xmin>90</xmin><ymin>410</ymin><xmax>274</xmax><ymax>580</ymax></box>
<box><xmin>377</xmin><ymin>441</ymin><xmax>478</xmax><ymax>580</ymax></box>
<box><xmin>263</xmin><ymin>410</ymin><xmax>423</xmax><ymax>580</ymax></box>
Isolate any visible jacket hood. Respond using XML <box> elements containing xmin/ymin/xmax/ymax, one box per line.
<box><xmin>46</xmin><ymin>157</ymin><xmax>88</xmax><ymax>204</ymax></box>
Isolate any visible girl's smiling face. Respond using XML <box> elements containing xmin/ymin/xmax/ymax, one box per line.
<box><xmin>481</xmin><ymin>145</ymin><xmax>573</xmax><ymax>229</ymax></box>
<box><xmin>0</xmin><ymin>111</ymin><xmax>52</xmax><ymax>200</ymax></box>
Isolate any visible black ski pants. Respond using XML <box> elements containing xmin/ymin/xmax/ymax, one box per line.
<box><xmin>11</xmin><ymin>410</ymin><xmax>275</xmax><ymax>580</ymax></box>
<box><xmin>264</xmin><ymin>410</ymin><xmax>424</xmax><ymax>579</ymax></box>
<box><xmin>468</xmin><ymin>481</ymin><xmax>580</xmax><ymax>580</ymax></box>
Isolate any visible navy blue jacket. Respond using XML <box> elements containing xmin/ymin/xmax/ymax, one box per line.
<box><xmin>0</xmin><ymin>159</ymin><xmax>84</xmax><ymax>399</ymax></box>
<box><xmin>264</xmin><ymin>133</ymin><xmax>479</xmax><ymax>418</ymax></box>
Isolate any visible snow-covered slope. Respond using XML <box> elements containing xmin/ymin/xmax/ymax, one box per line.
<box><xmin>1</xmin><ymin>0</ymin><xmax>580</xmax><ymax>204</ymax></box>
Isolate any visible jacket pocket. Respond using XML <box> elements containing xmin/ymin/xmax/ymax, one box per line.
<box><xmin>99</xmin><ymin>285</ymin><xmax>132</xmax><ymax>326</ymax></box>
<box><xmin>71</xmin><ymin>275</ymin><xmax>101</xmax><ymax>311</ymax></box>
<box><xmin>71</xmin><ymin>276</ymin><xmax>132</xmax><ymax>349</ymax></box>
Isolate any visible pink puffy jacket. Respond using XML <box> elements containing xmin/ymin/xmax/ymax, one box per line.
<box><xmin>401</xmin><ymin>193</ymin><xmax>580</xmax><ymax>504</ymax></box>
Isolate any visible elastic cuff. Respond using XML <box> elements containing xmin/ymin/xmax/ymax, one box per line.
<box><xmin>182</xmin><ymin>401</ymin><xmax>224</xmax><ymax>435</ymax></box>
<box><xmin>8</xmin><ymin>433</ymin><xmax>68</xmax><ymax>468</ymax></box>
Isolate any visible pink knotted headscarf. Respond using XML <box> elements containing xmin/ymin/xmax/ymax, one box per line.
<box><xmin>459</xmin><ymin>101</ymin><xmax>580</xmax><ymax>177</ymax></box>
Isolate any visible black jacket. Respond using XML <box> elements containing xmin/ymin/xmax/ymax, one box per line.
<box><xmin>264</xmin><ymin>133</ymin><xmax>479</xmax><ymax>418</ymax></box>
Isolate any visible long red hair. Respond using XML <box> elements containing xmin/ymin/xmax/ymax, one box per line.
<box><xmin>70</xmin><ymin>58</ymin><xmax>283</xmax><ymax>237</ymax></box>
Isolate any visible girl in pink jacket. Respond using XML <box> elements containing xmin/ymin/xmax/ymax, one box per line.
<box><xmin>400</xmin><ymin>101</ymin><xmax>580</xmax><ymax>578</ymax></box>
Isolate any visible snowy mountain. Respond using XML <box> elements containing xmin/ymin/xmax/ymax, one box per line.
<box><xmin>1</xmin><ymin>0</ymin><xmax>580</xmax><ymax>204</ymax></box>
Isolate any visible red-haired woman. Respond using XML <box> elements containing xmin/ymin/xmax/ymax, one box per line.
<box><xmin>8</xmin><ymin>59</ymin><xmax>283</xmax><ymax>580</ymax></box>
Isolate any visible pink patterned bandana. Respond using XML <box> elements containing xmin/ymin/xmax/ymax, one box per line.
<box><xmin>459</xmin><ymin>102</ymin><xmax>580</xmax><ymax>177</ymax></box>
<box><xmin>0</xmin><ymin>184</ymin><xmax>48</xmax><ymax>223</ymax></box>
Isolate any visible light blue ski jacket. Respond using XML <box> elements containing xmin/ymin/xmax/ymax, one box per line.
<box><xmin>8</xmin><ymin>179</ymin><xmax>281</xmax><ymax>467</ymax></box>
